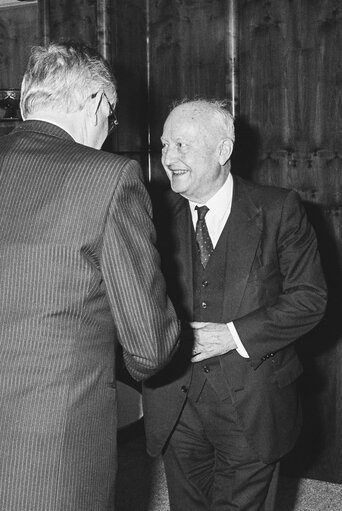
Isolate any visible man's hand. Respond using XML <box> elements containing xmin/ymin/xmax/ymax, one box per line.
<box><xmin>190</xmin><ymin>322</ymin><xmax>237</xmax><ymax>362</ymax></box>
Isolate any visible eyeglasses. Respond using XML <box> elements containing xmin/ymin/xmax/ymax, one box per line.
<box><xmin>90</xmin><ymin>91</ymin><xmax>118</xmax><ymax>135</ymax></box>
<box><xmin>102</xmin><ymin>92</ymin><xmax>118</xmax><ymax>135</ymax></box>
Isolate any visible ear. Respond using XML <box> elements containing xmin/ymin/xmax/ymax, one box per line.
<box><xmin>86</xmin><ymin>91</ymin><xmax>102</xmax><ymax>126</ymax></box>
<box><xmin>218</xmin><ymin>138</ymin><xmax>233</xmax><ymax>166</ymax></box>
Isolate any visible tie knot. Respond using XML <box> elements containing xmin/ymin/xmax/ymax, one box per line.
<box><xmin>195</xmin><ymin>205</ymin><xmax>209</xmax><ymax>221</ymax></box>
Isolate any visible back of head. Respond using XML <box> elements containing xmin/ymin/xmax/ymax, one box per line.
<box><xmin>20</xmin><ymin>40</ymin><xmax>117</xmax><ymax>119</ymax></box>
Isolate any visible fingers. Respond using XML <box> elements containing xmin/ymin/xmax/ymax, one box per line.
<box><xmin>192</xmin><ymin>351</ymin><xmax>202</xmax><ymax>358</ymax></box>
<box><xmin>191</xmin><ymin>351</ymin><xmax>206</xmax><ymax>362</ymax></box>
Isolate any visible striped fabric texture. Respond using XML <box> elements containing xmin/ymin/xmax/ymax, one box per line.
<box><xmin>0</xmin><ymin>121</ymin><xmax>179</xmax><ymax>511</ymax></box>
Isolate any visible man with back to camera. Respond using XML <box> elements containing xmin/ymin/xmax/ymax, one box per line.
<box><xmin>0</xmin><ymin>41</ymin><xmax>180</xmax><ymax>511</ymax></box>
<box><xmin>143</xmin><ymin>99</ymin><xmax>327</xmax><ymax>511</ymax></box>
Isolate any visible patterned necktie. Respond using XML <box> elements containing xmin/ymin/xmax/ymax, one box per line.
<box><xmin>195</xmin><ymin>205</ymin><xmax>214</xmax><ymax>268</ymax></box>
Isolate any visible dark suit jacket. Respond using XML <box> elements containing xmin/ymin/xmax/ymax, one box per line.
<box><xmin>143</xmin><ymin>176</ymin><xmax>327</xmax><ymax>464</ymax></box>
<box><xmin>0</xmin><ymin>121</ymin><xmax>179</xmax><ymax>511</ymax></box>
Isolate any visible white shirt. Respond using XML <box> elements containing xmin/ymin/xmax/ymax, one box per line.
<box><xmin>189</xmin><ymin>173</ymin><xmax>249</xmax><ymax>358</ymax></box>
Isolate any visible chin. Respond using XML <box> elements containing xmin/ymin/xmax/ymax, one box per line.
<box><xmin>171</xmin><ymin>176</ymin><xmax>189</xmax><ymax>195</ymax></box>
<box><xmin>171</xmin><ymin>183</ymin><xmax>187</xmax><ymax>195</ymax></box>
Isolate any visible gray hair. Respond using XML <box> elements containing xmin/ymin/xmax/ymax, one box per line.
<box><xmin>171</xmin><ymin>98</ymin><xmax>235</xmax><ymax>142</ymax></box>
<box><xmin>20</xmin><ymin>41</ymin><xmax>117</xmax><ymax>117</ymax></box>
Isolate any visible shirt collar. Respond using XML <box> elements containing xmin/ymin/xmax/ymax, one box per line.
<box><xmin>189</xmin><ymin>172</ymin><xmax>233</xmax><ymax>220</ymax></box>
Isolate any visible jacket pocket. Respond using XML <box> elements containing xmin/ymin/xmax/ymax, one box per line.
<box><xmin>271</xmin><ymin>352</ymin><xmax>303</xmax><ymax>388</ymax></box>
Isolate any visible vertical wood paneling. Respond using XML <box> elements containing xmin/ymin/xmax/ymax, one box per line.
<box><xmin>46</xmin><ymin>0</ymin><xmax>96</xmax><ymax>47</ymax></box>
<box><xmin>103</xmin><ymin>0</ymin><xmax>148</xmax><ymax>164</ymax></box>
<box><xmin>36</xmin><ymin>0</ymin><xmax>148</xmax><ymax>165</ymax></box>
<box><xmin>225</xmin><ymin>0</ymin><xmax>239</xmax><ymax>117</ymax></box>
<box><xmin>148</xmin><ymin>0</ymin><xmax>228</xmax><ymax>182</ymax></box>
<box><xmin>96</xmin><ymin>0</ymin><xmax>111</xmax><ymax>61</ymax></box>
<box><xmin>149</xmin><ymin>0</ymin><xmax>227</xmax><ymax>119</ymax></box>
<box><xmin>38</xmin><ymin>0</ymin><xmax>50</xmax><ymax>45</ymax></box>
<box><xmin>0</xmin><ymin>4</ymin><xmax>38</xmax><ymax>89</ymax></box>
<box><xmin>239</xmin><ymin>0</ymin><xmax>342</xmax><ymax>193</ymax></box>
<box><xmin>238</xmin><ymin>0</ymin><xmax>342</xmax><ymax>482</ymax></box>
<box><xmin>0</xmin><ymin>3</ymin><xmax>38</xmax><ymax>136</ymax></box>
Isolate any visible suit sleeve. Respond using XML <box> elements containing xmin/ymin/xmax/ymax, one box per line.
<box><xmin>101</xmin><ymin>159</ymin><xmax>180</xmax><ymax>381</ymax></box>
<box><xmin>233</xmin><ymin>191</ymin><xmax>327</xmax><ymax>368</ymax></box>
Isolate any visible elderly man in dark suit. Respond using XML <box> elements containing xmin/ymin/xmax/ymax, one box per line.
<box><xmin>0</xmin><ymin>41</ymin><xmax>179</xmax><ymax>511</ymax></box>
<box><xmin>143</xmin><ymin>99</ymin><xmax>327</xmax><ymax>511</ymax></box>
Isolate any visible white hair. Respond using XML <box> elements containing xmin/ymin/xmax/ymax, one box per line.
<box><xmin>20</xmin><ymin>41</ymin><xmax>117</xmax><ymax>117</ymax></box>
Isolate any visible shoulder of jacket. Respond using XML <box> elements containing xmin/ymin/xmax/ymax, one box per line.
<box><xmin>233</xmin><ymin>174</ymin><xmax>297</xmax><ymax>203</ymax></box>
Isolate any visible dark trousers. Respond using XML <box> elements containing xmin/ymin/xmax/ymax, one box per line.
<box><xmin>163</xmin><ymin>378</ymin><xmax>279</xmax><ymax>511</ymax></box>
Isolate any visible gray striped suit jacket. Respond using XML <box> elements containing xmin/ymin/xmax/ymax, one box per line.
<box><xmin>0</xmin><ymin>120</ymin><xmax>179</xmax><ymax>511</ymax></box>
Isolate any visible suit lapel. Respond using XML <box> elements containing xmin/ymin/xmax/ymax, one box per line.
<box><xmin>222</xmin><ymin>177</ymin><xmax>263</xmax><ymax>320</ymax></box>
<box><xmin>165</xmin><ymin>178</ymin><xmax>263</xmax><ymax>322</ymax></box>
<box><xmin>167</xmin><ymin>192</ymin><xmax>194</xmax><ymax>321</ymax></box>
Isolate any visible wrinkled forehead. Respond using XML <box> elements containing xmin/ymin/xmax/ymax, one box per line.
<box><xmin>163</xmin><ymin>104</ymin><xmax>216</xmax><ymax>140</ymax></box>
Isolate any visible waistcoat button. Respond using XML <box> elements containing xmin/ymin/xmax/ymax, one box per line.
<box><xmin>201</xmin><ymin>301</ymin><xmax>207</xmax><ymax>309</ymax></box>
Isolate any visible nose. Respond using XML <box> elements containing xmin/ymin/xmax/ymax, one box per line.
<box><xmin>162</xmin><ymin>144</ymin><xmax>178</xmax><ymax>166</ymax></box>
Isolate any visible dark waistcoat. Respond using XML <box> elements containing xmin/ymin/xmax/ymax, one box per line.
<box><xmin>189</xmin><ymin>219</ymin><xmax>233</xmax><ymax>401</ymax></box>
<box><xmin>192</xmin><ymin>217</ymin><xmax>229</xmax><ymax>323</ymax></box>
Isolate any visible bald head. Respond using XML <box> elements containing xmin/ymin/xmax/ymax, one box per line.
<box><xmin>161</xmin><ymin>99</ymin><xmax>235</xmax><ymax>203</ymax></box>
<box><xmin>167</xmin><ymin>100</ymin><xmax>235</xmax><ymax>144</ymax></box>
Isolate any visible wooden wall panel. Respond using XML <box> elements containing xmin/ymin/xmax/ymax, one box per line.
<box><xmin>238</xmin><ymin>0</ymin><xmax>342</xmax><ymax>482</ymax></box>
<box><xmin>0</xmin><ymin>3</ymin><xmax>38</xmax><ymax>137</ymax></box>
<box><xmin>103</xmin><ymin>0</ymin><xmax>148</xmax><ymax>164</ymax></box>
<box><xmin>238</xmin><ymin>0</ymin><xmax>342</xmax><ymax>193</ymax></box>
<box><xmin>0</xmin><ymin>3</ymin><xmax>38</xmax><ymax>89</ymax></box>
<box><xmin>37</xmin><ymin>0</ymin><xmax>148</xmax><ymax>164</ymax></box>
<box><xmin>45</xmin><ymin>0</ymin><xmax>96</xmax><ymax>47</ymax></box>
<box><xmin>148</xmin><ymin>0</ymin><xmax>229</xmax><ymax>182</ymax></box>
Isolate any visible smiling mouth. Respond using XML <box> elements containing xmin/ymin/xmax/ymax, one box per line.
<box><xmin>170</xmin><ymin>169</ymin><xmax>188</xmax><ymax>175</ymax></box>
